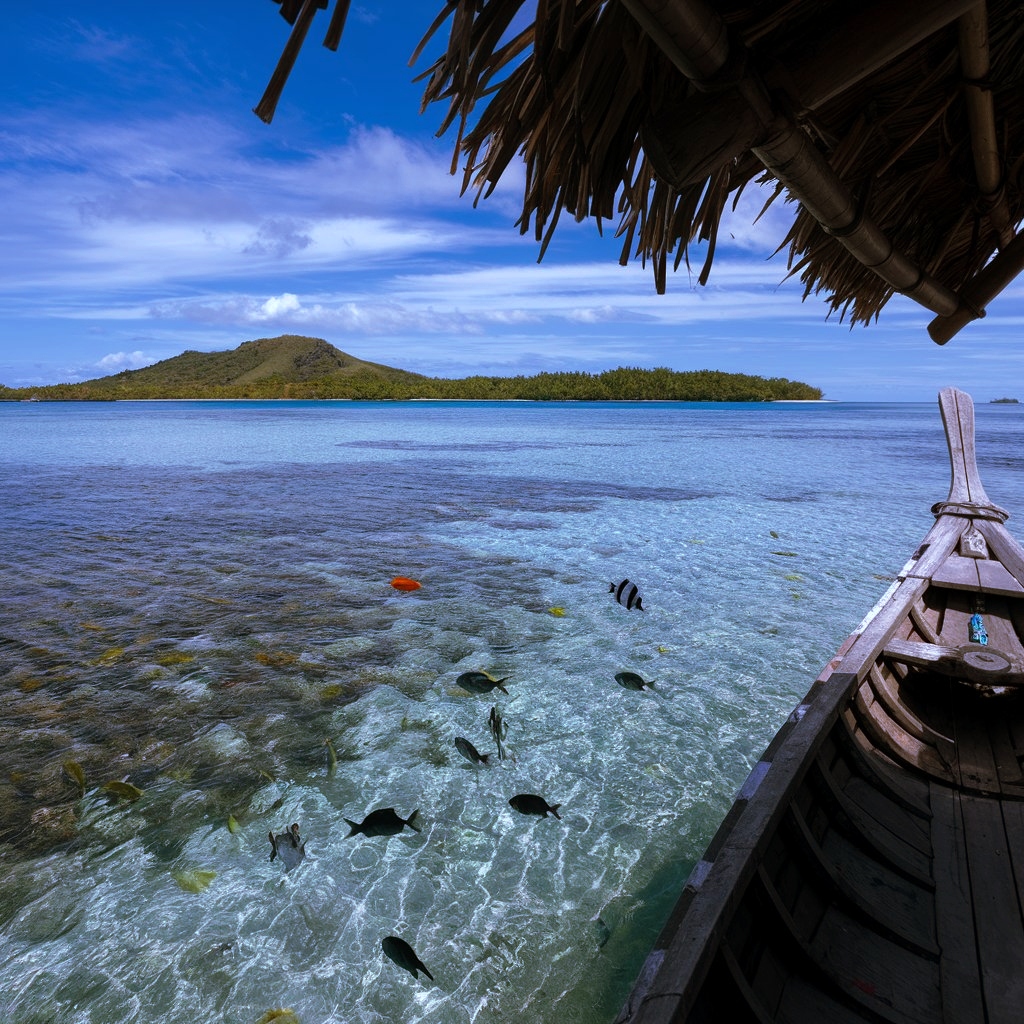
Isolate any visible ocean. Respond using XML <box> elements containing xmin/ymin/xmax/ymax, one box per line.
<box><xmin>2</xmin><ymin>398</ymin><xmax>1023</xmax><ymax>1024</ymax></box>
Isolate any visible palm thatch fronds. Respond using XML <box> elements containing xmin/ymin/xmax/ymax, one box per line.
<box><xmin>258</xmin><ymin>1</ymin><xmax>1024</xmax><ymax>343</ymax></box>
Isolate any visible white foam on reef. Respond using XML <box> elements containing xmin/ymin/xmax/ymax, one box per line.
<box><xmin>3</xmin><ymin>400</ymin><xmax>1024</xmax><ymax>1022</ymax></box>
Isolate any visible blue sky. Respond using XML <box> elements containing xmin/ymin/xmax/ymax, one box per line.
<box><xmin>3</xmin><ymin>2</ymin><xmax>1023</xmax><ymax>400</ymax></box>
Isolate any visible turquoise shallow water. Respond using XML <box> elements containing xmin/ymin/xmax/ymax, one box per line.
<box><xmin>2</xmin><ymin>399</ymin><xmax>1023</xmax><ymax>1024</ymax></box>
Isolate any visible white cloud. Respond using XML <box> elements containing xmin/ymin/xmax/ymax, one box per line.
<box><xmin>96</xmin><ymin>350</ymin><xmax>153</xmax><ymax>370</ymax></box>
<box><xmin>258</xmin><ymin>293</ymin><xmax>301</xmax><ymax>318</ymax></box>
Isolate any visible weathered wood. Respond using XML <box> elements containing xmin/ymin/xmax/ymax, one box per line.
<box><xmin>976</xmin><ymin>519</ymin><xmax>1024</xmax><ymax>589</ymax></box>
<box><xmin>976</xmin><ymin>558</ymin><xmax>1024</xmax><ymax>595</ymax></box>
<box><xmin>810</xmin><ymin>756</ymin><xmax>934</xmax><ymax>884</ymax></box>
<box><xmin>929</xmin><ymin>784</ymin><xmax>985</xmax><ymax>1024</ymax></box>
<box><xmin>911</xmin><ymin>599</ymin><xmax>943</xmax><ymax>643</ymax></box>
<box><xmin>930</xmin><ymin>553</ymin><xmax>982</xmax><ymax>590</ymax></box>
<box><xmin>950</xmin><ymin>686</ymin><xmax>1005</xmax><ymax>793</ymax></box>
<box><xmin>885</xmin><ymin>637</ymin><xmax>963</xmax><ymax>667</ymax></box>
<box><xmin>959</xmin><ymin>793</ymin><xmax>1024</xmax><ymax>1020</ymax></box>
<box><xmin>938</xmin><ymin>387</ymin><xmax>986</xmax><ymax>506</ymax></box>
<box><xmin>883</xmin><ymin>636</ymin><xmax>1023</xmax><ymax>685</ymax></box>
<box><xmin>853</xmin><ymin>681</ymin><xmax>954</xmax><ymax>779</ymax></box>
<box><xmin>790</xmin><ymin>801</ymin><xmax>939</xmax><ymax>954</ymax></box>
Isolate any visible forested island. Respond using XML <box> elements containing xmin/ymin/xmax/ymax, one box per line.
<box><xmin>1</xmin><ymin>335</ymin><xmax>822</xmax><ymax>402</ymax></box>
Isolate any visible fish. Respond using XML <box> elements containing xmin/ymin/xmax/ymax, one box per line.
<box><xmin>509</xmin><ymin>793</ymin><xmax>561</xmax><ymax>819</ymax></box>
<box><xmin>456</xmin><ymin>671</ymin><xmax>509</xmax><ymax>695</ymax></box>
<box><xmin>615</xmin><ymin>671</ymin><xmax>655</xmax><ymax>691</ymax></box>
<box><xmin>344</xmin><ymin>807</ymin><xmax>422</xmax><ymax>837</ymax></box>
<box><xmin>382</xmin><ymin>935</ymin><xmax>434</xmax><ymax>981</ymax></box>
<box><xmin>325</xmin><ymin>737</ymin><xmax>337</xmax><ymax>779</ymax></box>
<box><xmin>268</xmin><ymin>822</ymin><xmax>307</xmax><ymax>871</ymax></box>
<box><xmin>770</xmin><ymin>530</ymin><xmax>780</xmax><ymax>538</ymax></box>
<box><xmin>390</xmin><ymin>576</ymin><xmax>422</xmax><ymax>592</ymax></box>
<box><xmin>454</xmin><ymin>737</ymin><xmax>490</xmax><ymax>765</ymax></box>
<box><xmin>489</xmin><ymin>705</ymin><xmax>509</xmax><ymax>761</ymax></box>
<box><xmin>609</xmin><ymin>579</ymin><xmax>644</xmax><ymax>610</ymax></box>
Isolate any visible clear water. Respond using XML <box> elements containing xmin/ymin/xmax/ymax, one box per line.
<box><xmin>2</xmin><ymin>399</ymin><xmax>1023</xmax><ymax>1024</ymax></box>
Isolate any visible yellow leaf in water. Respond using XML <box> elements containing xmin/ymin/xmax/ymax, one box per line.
<box><xmin>227</xmin><ymin>815</ymin><xmax>240</xmax><ymax>834</ymax></box>
<box><xmin>94</xmin><ymin>647</ymin><xmax>125</xmax><ymax>665</ymax></box>
<box><xmin>172</xmin><ymin>868</ymin><xmax>216</xmax><ymax>893</ymax></box>
<box><xmin>257</xmin><ymin>1011</ymin><xmax>299</xmax><ymax>1024</ymax></box>
<box><xmin>19</xmin><ymin>678</ymin><xmax>43</xmax><ymax>692</ymax></box>
<box><xmin>102</xmin><ymin>780</ymin><xmax>143</xmax><ymax>801</ymax></box>
<box><xmin>156</xmin><ymin>652</ymin><xmax>194</xmax><ymax>666</ymax></box>
<box><xmin>64</xmin><ymin>760</ymin><xmax>86</xmax><ymax>794</ymax></box>
<box><xmin>256</xmin><ymin>651</ymin><xmax>297</xmax><ymax>667</ymax></box>
<box><xmin>547</xmin><ymin>607</ymin><xmax>566</xmax><ymax>617</ymax></box>
<box><xmin>319</xmin><ymin>684</ymin><xmax>344</xmax><ymax>701</ymax></box>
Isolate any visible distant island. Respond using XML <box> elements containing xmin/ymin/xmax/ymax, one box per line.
<box><xmin>0</xmin><ymin>335</ymin><xmax>822</xmax><ymax>402</ymax></box>
<box><xmin>990</xmin><ymin>397</ymin><xmax>1020</xmax><ymax>404</ymax></box>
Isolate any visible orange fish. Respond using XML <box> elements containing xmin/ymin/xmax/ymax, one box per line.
<box><xmin>390</xmin><ymin>576</ymin><xmax>422</xmax><ymax>592</ymax></box>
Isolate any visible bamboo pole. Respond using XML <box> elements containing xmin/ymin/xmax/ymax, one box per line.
<box><xmin>928</xmin><ymin>231</ymin><xmax>1024</xmax><ymax>343</ymax></box>
<box><xmin>619</xmin><ymin>0</ymin><xmax>961</xmax><ymax>317</ymax></box>
<box><xmin>959</xmin><ymin>3</ymin><xmax>1013</xmax><ymax>247</ymax></box>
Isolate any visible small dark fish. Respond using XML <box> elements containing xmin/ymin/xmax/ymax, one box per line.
<box><xmin>609</xmin><ymin>579</ymin><xmax>644</xmax><ymax>611</ymax></box>
<box><xmin>454</xmin><ymin>737</ymin><xmax>490</xmax><ymax>765</ymax></box>
<box><xmin>509</xmin><ymin>793</ymin><xmax>561</xmax><ymax>819</ymax></box>
<box><xmin>345</xmin><ymin>807</ymin><xmax>422</xmax><ymax>837</ymax></box>
<box><xmin>456</xmin><ymin>671</ymin><xmax>509</xmax><ymax>695</ymax></box>
<box><xmin>615</xmin><ymin>671</ymin><xmax>655</xmax><ymax>691</ymax></box>
<box><xmin>489</xmin><ymin>705</ymin><xmax>508</xmax><ymax>761</ymax></box>
<box><xmin>382</xmin><ymin>935</ymin><xmax>433</xmax><ymax>981</ymax></box>
<box><xmin>268</xmin><ymin>822</ymin><xmax>306</xmax><ymax>871</ymax></box>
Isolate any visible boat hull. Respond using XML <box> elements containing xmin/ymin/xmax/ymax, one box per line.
<box><xmin>617</xmin><ymin>388</ymin><xmax>1024</xmax><ymax>1024</ymax></box>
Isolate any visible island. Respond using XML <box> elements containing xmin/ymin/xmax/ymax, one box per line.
<box><xmin>0</xmin><ymin>335</ymin><xmax>822</xmax><ymax>402</ymax></box>
<box><xmin>990</xmin><ymin>397</ymin><xmax>1020</xmax><ymax>404</ymax></box>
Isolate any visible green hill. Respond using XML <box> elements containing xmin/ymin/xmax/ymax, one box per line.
<box><xmin>0</xmin><ymin>335</ymin><xmax>822</xmax><ymax>401</ymax></box>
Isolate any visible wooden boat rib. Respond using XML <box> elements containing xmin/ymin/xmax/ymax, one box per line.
<box><xmin>617</xmin><ymin>387</ymin><xmax>1024</xmax><ymax>1024</ymax></box>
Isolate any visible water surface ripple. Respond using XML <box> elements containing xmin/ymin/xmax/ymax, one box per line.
<box><xmin>2</xmin><ymin>399</ymin><xmax>1022</xmax><ymax>1023</ymax></box>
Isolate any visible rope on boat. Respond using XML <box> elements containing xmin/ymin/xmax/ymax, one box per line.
<box><xmin>930</xmin><ymin>499</ymin><xmax>1009</xmax><ymax>522</ymax></box>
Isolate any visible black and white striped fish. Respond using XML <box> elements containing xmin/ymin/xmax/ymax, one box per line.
<box><xmin>609</xmin><ymin>578</ymin><xmax>644</xmax><ymax>610</ymax></box>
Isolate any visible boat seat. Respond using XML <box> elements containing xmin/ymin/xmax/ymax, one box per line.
<box><xmin>883</xmin><ymin>637</ymin><xmax>1024</xmax><ymax>686</ymax></box>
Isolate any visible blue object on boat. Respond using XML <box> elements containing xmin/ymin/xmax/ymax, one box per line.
<box><xmin>969</xmin><ymin>612</ymin><xmax>988</xmax><ymax>645</ymax></box>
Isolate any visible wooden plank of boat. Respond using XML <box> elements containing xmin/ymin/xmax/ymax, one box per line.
<box><xmin>615</xmin><ymin>387</ymin><xmax>1024</xmax><ymax>1024</ymax></box>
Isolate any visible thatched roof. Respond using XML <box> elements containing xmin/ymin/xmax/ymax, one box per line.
<box><xmin>257</xmin><ymin>0</ymin><xmax>1024</xmax><ymax>344</ymax></box>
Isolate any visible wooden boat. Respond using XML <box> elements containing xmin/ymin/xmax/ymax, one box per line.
<box><xmin>617</xmin><ymin>387</ymin><xmax>1024</xmax><ymax>1024</ymax></box>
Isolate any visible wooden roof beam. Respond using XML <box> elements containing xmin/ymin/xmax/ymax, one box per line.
<box><xmin>959</xmin><ymin>4</ymin><xmax>1014</xmax><ymax>248</ymax></box>
<box><xmin>928</xmin><ymin>230</ymin><xmax>1024</xmax><ymax>343</ymax></box>
<box><xmin>620</xmin><ymin>0</ymin><xmax>961</xmax><ymax>317</ymax></box>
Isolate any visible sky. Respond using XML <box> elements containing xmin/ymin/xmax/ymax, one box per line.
<box><xmin>2</xmin><ymin>2</ymin><xmax>1023</xmax><ymax>401</ymax></box>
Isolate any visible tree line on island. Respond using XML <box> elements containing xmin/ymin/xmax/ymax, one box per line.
<box><xmin>0</xmin><ymin>335</ymin><xmax>822</xmax><ymax>402</ymax></box>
